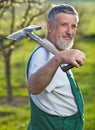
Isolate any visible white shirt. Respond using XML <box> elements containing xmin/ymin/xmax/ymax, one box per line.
<box><xmin>27</xmin><ymin>42</ymin><xmax>78</xmax><ymax>116</ymax></box>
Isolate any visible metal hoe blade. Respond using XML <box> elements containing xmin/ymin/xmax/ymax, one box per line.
<box><xmin>7</xmin><ymin>25</ymin><xmax>42</xmax><ymax>41</ymax></box>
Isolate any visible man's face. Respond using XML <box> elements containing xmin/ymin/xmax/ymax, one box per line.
<box><xmin>47</xmin><ymin>12</ymin><xmax>78</xmax><ymax>50</ymax></box>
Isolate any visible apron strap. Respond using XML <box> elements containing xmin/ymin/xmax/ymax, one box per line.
<box><xmin>66</xmin><ymin>72</ymin><xmax>84</xmax><ymax>119</ymax></box>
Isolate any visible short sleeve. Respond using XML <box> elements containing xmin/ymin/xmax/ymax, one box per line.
<box><xmin>28</xmin><ymin>46</ymin><xmax>50</xmax><ymax>78</ymax></box>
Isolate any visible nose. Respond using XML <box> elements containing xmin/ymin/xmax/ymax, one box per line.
<box><xmin>66</xmin><ymin>26</ymin><xmax>72</xmax><ymax>35</ymax></box>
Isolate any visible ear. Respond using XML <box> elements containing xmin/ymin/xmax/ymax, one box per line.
<box><xmin>47</xmin><ymin>21</ymin><xmax>52</xmax><ymax>33</ymax></box>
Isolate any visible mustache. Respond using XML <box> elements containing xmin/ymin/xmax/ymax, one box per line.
<box><xmin>62</xmin><ymin>34</ymin><xmax>73</xmax><ymax>39</ymax></box>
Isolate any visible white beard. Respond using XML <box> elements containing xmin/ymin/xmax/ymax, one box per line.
<box><xmin>56</xmin><ymin>37</ymin><xmax>74</xmax><ymax>50</ymax></box>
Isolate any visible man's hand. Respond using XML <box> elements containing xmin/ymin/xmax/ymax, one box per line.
<box><xmin>55</xmin><ymin>49</ymin><xmax>86</xmax><ymax>68</ymax></box>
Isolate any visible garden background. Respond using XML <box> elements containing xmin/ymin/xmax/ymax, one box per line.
<box><xmin>0</xmin><ymin>0</ymin><xmax>95</xmax><ymax>130</ymax></box>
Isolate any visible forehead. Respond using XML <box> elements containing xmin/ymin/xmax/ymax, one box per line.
<box><xmin>55</xmin><ymin>12</ymin><xmax>78</xmax><ymax>24</ymax></box>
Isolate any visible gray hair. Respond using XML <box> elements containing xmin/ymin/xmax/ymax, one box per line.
<box><xmin>48</xmin><ymin>4</ymin><xmax>79</xmax><ymax>23</ymax></box>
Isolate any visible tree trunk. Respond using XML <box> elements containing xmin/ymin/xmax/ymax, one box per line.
<box><xmin>4</xmin><ymin>52</ymin><xmax>13</xmax><ymax>102</ymax></box>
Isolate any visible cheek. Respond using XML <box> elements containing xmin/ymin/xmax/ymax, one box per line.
<box><xmin>52</xmin><ymin>31</ymin><xmax>60</xmax><ymax>40</ymax></box>
<box><xmin>53</xmin><ymin>27</ymin><xmax>62</xmax><ymax>36</ymax></box>
<box><xmin>48</xmin><ymin>23</ymin><xmax>62</xmax><ymax>39</ymax></box>
<box><xmin>57</xmin><ymin>27</ymin><xmax>65</xmax><ymax>36</ymax></box>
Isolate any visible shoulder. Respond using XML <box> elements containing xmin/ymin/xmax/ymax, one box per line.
<box><xmin>26</xmin><ymin>46</ymin><xmax>50</xmax><ymax>79</ymax></box>
<box><xmin>31</xmin><ymin>45</ymin><xmax>50</xmax><ymax>60</ymax></box>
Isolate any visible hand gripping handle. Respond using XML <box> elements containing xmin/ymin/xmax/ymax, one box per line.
<box><xmin>60</xmin><ymin>64</ymin><xmax>74</xmax><ymax>72</ymax></box>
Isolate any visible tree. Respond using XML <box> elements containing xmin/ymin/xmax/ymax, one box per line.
<box><xmin>0</xmin><ymin>0</ymin><xmax>49</xmax><ymax>102</ymax></box>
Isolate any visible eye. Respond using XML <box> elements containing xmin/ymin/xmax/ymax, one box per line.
<box><xmin>72</xmin><ymin>24</ymin><xmax>77</xmax><ymax>29</ymax></box>
<box><xmin>62</xmin><ymin>23</ymin><xmax>67</xmax><ymax>27</ymax></box>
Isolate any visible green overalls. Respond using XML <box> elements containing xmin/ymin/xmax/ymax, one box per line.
<box><xmin>26</xmin><ymin>46</ymin><xmax>84</xmax><ymax>130</ymax></box>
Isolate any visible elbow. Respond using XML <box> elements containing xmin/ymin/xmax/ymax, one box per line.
<box><xmin>27</xmin><ymin>75</ymin><xmax>44</xmax><ymax>95</ymax></box>
<box><xmin>27</xmin><ymin>79</ymin><xmax>39</xmax><ymax>95</ymax></box>
<box><xmin>27</xmin><ymin>82</ymin><xmax>42</xmax><ymax>95</ymax></box>
<box><xmin>28</xmin><ymin>86</ymin><xmax>41</xmax><ymax>95</ymax></box>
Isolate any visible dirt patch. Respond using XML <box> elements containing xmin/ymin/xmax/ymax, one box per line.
<box><xmin>0</xmin><ymin>97</ymin><xmax>29</xmax><ymax>106</ymax></box>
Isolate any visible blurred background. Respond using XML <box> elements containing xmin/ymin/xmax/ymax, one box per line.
<box><xmin>0</xmin><ymin>0</ymin><xmax>95</xmax><ymax>130</ymax></box>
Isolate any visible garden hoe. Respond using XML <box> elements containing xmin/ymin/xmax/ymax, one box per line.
<box><xmin>7</xmin><ymin>25</ymin><xmax>74</xmax><ymax>72</ymax></box>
